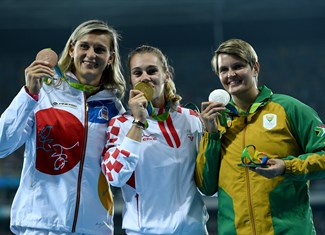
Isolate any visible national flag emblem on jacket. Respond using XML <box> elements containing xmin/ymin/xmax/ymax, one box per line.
<box><xmin>263</xmin><ymin>113</ymin><xmax>277</xmax><ymax>130</ymax></box>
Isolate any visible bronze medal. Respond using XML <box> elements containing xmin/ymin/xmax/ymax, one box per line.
<box><xmin>36</xmin><ymin>48</ymin><xmax>58</xmax><ymax>68</ymax></box>
<box><xmin>134</xmin><ymin>82</ymin><xmax>154</xmax><ymax>101</ymax></box>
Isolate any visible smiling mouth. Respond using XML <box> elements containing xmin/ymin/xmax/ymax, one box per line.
<box><xmin>83</xmin><ymin>61</ymin><xmax>97</xmax><ymax>68</ymax></box>
<box><xmin>228</xmin><ymin>80</ymin><xmax>242</xmax><ymax>86</ymax></box>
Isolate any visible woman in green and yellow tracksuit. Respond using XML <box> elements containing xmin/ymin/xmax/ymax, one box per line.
<box><xmin>196</xmin><ymin>38</ymin><xmax>325</xmax><ymax>235</ymax></box>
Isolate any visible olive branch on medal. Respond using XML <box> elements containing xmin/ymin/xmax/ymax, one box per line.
<box><xmin>133</xmin><ymin>82</ymin><xmax>171</xmax><ymax>129</ymax></box>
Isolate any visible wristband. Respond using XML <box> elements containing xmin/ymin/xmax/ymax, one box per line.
<box><xmin>24</xmin><ymin>86</ymin><xmax>39</xmax><ymax>101</ymax></box>
<box><xmin>132</xmin><ymin>119</ymin><xmax>148</xmax><ymax>130</ymax></box>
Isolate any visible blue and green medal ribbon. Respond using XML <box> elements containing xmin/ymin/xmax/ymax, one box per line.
<box><xmin>138</xmin><ymin>101</ymin><xmax>170</xmax><ymax>129</ymax></box>
<box><xmin>50</xmin><ymin>64</ymin><xmax>101</xmax><ymax>93</ymax></box>
<box><xmin>146</xmin><ymin>101</ymin><xmax>170</xmax><ymax>121</ymax></box>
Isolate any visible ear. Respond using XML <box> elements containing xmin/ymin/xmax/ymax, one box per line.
<box><xmin>107</xmin><ymin>52</ymin><xmax>115</xmax><ymax>65</ymax></box>
<box><xmin>253</xmin><ymin>61</ymin><xmax>260</xmax><ymax>76</ymax></box>
<box><xmin>164</xmin><ymin>71</ymin><xmax>171</xmax><ymax>83</ymax></box>
<box><xmin>68</xmin><ymin>45</ymin><xmax>74</xmax><ymax>58</ymax></box>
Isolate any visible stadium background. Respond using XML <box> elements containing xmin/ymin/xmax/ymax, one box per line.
<box><xmin>1</xmin><ymin>1</ymin><xmax>325</xmax><ymax>234</ymax></box>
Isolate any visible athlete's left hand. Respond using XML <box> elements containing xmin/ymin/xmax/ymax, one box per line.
<box><xmin>252</xmin><ymin>159</ymin><xmax>285</xmax><ymax>179</ymax></box>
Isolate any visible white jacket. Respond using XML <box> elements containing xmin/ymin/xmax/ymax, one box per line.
<box><xmin>0</xmin><ymin>73</ymin><xmax>125</xmax><ymax>234</ymax></box>
<box><xmin>102</xmin><ymin>106</ymin><xmax>209</xmax><ymax>235</ymax></box>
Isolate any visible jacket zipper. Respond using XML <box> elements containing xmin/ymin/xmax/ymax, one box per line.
<box><xmin>136</xmin><ymin>193</ymin><xmax>140</xmax><ymax>227</ymax></box>
<box><xmin>72</xmin><ymin>95</ymin><xmax>89</xmax><ymax>232</ymax></box>
<box><xmin>243</xmin><ymin>117</ymin><xmax>257</xmax><ymax>235</ymax></box>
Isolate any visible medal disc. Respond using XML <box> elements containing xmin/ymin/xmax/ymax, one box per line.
<box><xmin>36</xmin><ymin>48</ymin><xmax>58</xmax><ymax>68</ymax></box>
<box><xmin>208</xmin><ymin>89</ymin><xmax>230</xmax><ymax>105</ymax></box>
<box><xmin>134</xmin><ymin>82</ymin><xmax>154</xmax><ymax>101</ymax></box>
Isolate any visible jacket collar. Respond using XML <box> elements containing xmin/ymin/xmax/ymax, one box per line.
<box><xmin>226</xmin><ymin>85</ymin><xmax>273</xmax><ymax>116</ymax></box>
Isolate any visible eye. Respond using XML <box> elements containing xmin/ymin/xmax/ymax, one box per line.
<box><xmin>219</xmin><ymin>67</ymin><xmax>228</xmax><ymax>74</ymax></box>
<box><xmin>94</xmin><ymin>46</ymin><xmax>107</xmax><ymax>54</ymax></box>
<box><xmin>79</xmin><ymin>43</ymin><xmax>89</xmax><ymax>50</ymax></box>
<box><xmin>146</xmin><ymin>66</ymin><xmax>159</xmax><ymax>75</ymax></box>
<box><xmin>232</xmin><ymin>62</ymin><xmax>246</xmax><ymax>70</ymax></box>
<box><xmin>132</xmin><ymin>70</ymin><xmax>142</xmax><ymax>77</ymax></box>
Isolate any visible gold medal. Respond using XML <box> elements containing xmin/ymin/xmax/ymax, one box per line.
<box><xmin>134</xmin><ymin>82</ymin><xmax>154</xmax><ymax>101</ymax></box>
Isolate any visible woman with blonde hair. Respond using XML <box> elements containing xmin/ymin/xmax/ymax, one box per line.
<box><xmin>0</xmin><ymin>19</ymin><xmax>126</xmax><ymax>234</ymax></box>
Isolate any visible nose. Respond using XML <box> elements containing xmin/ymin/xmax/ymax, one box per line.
<box><xmin>86</xmin><ymin>47</ymin><xmax>96</xmax><ymax>58</ymax></box>
<box><xmin>140</xmin><ymin>72</ymin><xmax>151</xmax><ymax>82</ymax></box>
<box><xmin>227</xmin><ymin>70</ymin><xmax>236</xmax><ymax>78</ymax></box>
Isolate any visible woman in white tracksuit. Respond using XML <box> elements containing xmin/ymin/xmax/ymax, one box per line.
<box><xmin>0</xmin><ymin>19</ymin><xmax>126</xmax><ymax>235</ymax></box>
<box><xmin>102</xmin><ymin>45</ymin><xmax>209</xmax><ymax>235</ymax></box>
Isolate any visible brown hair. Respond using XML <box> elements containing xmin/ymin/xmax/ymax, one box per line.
<box><xmin>127</xmin><ymin>45</ymin><xmax>181</xmax><ymax>107</ymax></box>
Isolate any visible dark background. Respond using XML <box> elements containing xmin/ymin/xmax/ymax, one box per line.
<box><xmin>1</xmin><ymin>0</ymin><xmax>325</xmax><ymax>234</ymax></box>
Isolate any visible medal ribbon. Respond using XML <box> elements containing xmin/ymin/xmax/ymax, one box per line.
<box><xmin>53</xmin><ymin>64</ymin><xmax>101</xmax><ymax>93</ymax></box>
<box><xmin>146</xmin><ymin>101</ymin><xmax>170</xmax><ymax>122</ymax></box>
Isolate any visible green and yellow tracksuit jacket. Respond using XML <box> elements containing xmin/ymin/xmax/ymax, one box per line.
<box><xmin>195</xmin><ymin>85</ymin><xmax>325</xmax><ymax>235</ymax></box>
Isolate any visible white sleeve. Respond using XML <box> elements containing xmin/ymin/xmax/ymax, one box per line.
<box><xmin>0</xmin><ymin>87</ymin><xmax>36</xmax><ymax>158</ymax></box>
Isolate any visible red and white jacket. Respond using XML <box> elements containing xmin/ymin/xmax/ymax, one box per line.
<box><xmin>102</xmin><ymin>106</ymin><xmax>209</xmax><ymax>235</ymax></box>
<box><xmin>0</xmin><ymin>73</ymin><xmax>125</xmax><ymax>234</ymax></box>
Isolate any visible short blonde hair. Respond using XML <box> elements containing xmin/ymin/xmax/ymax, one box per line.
<box><xmin>211</xmin><ymin>38</ymin><xmax>258</xmax><ymax>75</ymax></box>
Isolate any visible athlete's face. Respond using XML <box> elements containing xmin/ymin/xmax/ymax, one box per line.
<box><xmin>217</xmin><ymin>53</ymin><xmax>259</xmax><ymax>97</ymax></box>
<box><xmin>130</xmin><ymin>53</ymin><xmax>169</xmax><ymax>108</ymax></box>
<box><xmin>69</xmin><ymin>33</ymin><xmax>114</xmax><ymax>86</ymax></box>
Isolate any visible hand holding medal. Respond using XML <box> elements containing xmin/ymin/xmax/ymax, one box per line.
<box><xmin>134</xmin><ymin>82</ymin><xmax>154</xmax><ymax>101</ymax></box>
<box><xmin>131</xmin><ymin>82</ymin><xmax>154</xmax><ymax>129</ymax></box>
<box><xmin>208</xmin><ymin>89</ymin><xmax>230</xmax><ymax>127</ymax></box>
<box><xmin>133</xmin><ymin>81</ymin><xmax>170</xmax><ymax>127</ymax></box>
<box><xmin>36</xmin><ymin>48</ymin><xmax>60</xmax><ymax>85</ymax></box>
